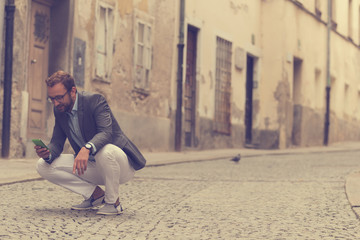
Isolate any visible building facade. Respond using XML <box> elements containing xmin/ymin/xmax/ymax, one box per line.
<box><xmin>1</xmin><ymin>0</ymin><xmax>360</xmax><ymax>158</ymax></box>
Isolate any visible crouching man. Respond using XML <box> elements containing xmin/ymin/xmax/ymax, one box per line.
<box><xmin>35</xmin><ymin>70</ymin><xmax>146</xmax><ymax>215</ymax></box>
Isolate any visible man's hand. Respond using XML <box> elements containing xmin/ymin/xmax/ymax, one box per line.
<box><xmin>73</xmin><ymin>147</ymin><xmax>90</xmax><ymax>175</ymax></box>
<box><xmin>34</xmin><ymin>146</ymin><xmax>50</xmax><ymax>159</ymax></box>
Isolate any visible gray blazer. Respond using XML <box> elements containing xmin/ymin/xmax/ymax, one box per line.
<box><xmin>47</xmin><ymin>91</ymin><xmax>146</xmax><ymax>170</ymax></box>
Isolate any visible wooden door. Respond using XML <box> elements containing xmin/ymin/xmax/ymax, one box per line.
<box><xmin>27</xmin><ymin>0</ymin><xmax>51</xmax><ymax>139</ymax></box>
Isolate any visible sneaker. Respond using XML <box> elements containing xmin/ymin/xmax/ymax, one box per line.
<box><xmin>71</xmin><ymin>195</ymin><xmax>105</xmax><ymax>210</ymax></box>
<box><xmin>96</xmin><ymin>202</ymin><xmax>123</xmax><ymax>215</ymax></box>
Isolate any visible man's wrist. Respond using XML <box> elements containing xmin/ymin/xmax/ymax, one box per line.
<box><xmin>84</xmin><ymin>142</ymin><xmax>96</xmax><ymax>155</ymax></box>
<box><xmin>83</xmin><ymin>147</ymin><xmax>90</xmax><ymax>152</ymax></box>
<box><xmin>84</xmin><ymin>143</ymin><xmax>93</xmax><ymax>154</ymax></box>
<box><xmin>43</xmin><ymin>153</ymin><xmax>52</xmax><ymax>162</ymax></box>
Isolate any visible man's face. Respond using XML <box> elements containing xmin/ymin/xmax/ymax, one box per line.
<box><xmin>47</xmin><ymin>83</ymin><xmax>75</xmax><ymax>112</ymax></box>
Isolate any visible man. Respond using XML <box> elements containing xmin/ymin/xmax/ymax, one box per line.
<box><xmin>35</xmin><ymin>70</ymin><xmax>146</xmax><ymax>215</ymax></box>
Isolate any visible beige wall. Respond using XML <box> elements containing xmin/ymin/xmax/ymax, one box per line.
<box><xmin>184</xmin><ymin>0</ymin><xmax>262</xmax><ymax>148</ymax></box>
<box><xmin>184</xmin><ymin>0</ymin><xmax>360</xmax><ymax>149</ymax></box>
<box><xmin>186</xmin><ymin>0</ymin><xmax>261</xmax><ymax>122</ymax></box>
<box><xmin>261</xmin><ymin>0</ymin><xmax>360</xmax><ymax>148</ymax></box>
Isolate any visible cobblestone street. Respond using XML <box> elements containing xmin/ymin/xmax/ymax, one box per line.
<box><xmin>1</xmin><ymin>150</ymin><xmax>360</xmax><ymax>239</ymax></box>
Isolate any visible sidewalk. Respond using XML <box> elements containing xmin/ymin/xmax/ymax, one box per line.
<box><xmin>1</xmin><ymin>141</ymin><xmax>360</xmax><ymax>215</ymax></box>
<box><xmin>1</xmin><ymin>141</ymin><xmax>360</xmax><ymax>184</ymax></box>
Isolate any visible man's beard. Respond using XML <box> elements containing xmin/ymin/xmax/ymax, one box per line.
<box><xmin>56</xmin><ymin>98</ymin><xmax>74</xmax><ymax>112</ymax></box>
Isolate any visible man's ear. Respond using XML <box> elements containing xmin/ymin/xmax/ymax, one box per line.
<box><xmin>71</xmin><ymin>86</ymin><xmax>77</xmax><ymax>94</ymax></box>
<box><xmin>69</xmin><ymin>87</ymin><xmax>77</xmax><ymax>100</ymax></box>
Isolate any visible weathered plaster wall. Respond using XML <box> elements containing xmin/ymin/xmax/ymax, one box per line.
<box><xmin>197</xmin><ymin>117</ymin><xmax>243</xmax><ymax>149</ymax></box>
<box><xmin>259</xmin><ymin>0</ymin><xmax>284</xmax><ymax>148</ymax></box>
<box><xmin>185</xmin><ymin>0</ymin><xmax>262</xmax><ymax>149</ymax></box>
<box><xmin>72</xmin><ymin>0</ymin><xmax>177</xmax><ymax>151</ymax></box>
<box><xmin>259</xmin><ymin>0</ymin><xmax>360</xmax><ymax>149</ymax></box>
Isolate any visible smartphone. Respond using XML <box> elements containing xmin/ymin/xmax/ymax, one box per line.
<box><xmin>32</xmin><ymin>139</ymin><xmax>49</xmax><ymax>150</ymax></box>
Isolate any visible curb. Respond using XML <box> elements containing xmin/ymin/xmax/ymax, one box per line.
<box><xmin>146</xmin><ymin>146</ymin><xmax>360</xmax><ymax>167</ymax></box>
<box><xmin>0</xmin><ymin>177</ymin><xmax>43</xmax><ymax>187</ymax></box>
<box><xmin>345</xmin><ymin>171</ymin><xmax>360</xmax><ymax>219</ymax></box>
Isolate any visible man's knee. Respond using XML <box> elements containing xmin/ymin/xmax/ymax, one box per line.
<box><xmin>96</xmin><ymin>144</ymin><xmax>114</xmax><ymax>164</ymax></box>
<box><xmin>95</xmin><ymin>144</ymin><xmax>126</xmax><ymax>165</ymax></box>
<box><xmin>36</xmin><ymin>158</ymin><xmax>49</xmax><ymax>178</ymax></box>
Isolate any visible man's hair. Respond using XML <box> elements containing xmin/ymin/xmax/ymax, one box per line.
<box><xmin>45</xmin><ymin>70</ymin><xmax>76</xmax><ymax>91</ymax></box>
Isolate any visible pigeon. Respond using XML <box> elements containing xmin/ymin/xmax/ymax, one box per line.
<box><xmin>230</xmin><ymin>153</ymin><xmax>241</xmax><ymax>163</ymax></box>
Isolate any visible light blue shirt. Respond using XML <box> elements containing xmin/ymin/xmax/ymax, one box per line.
<box><xmin>66</xmin><ymin>92</ymin><xmax>96</xmax><ymax>161</ymax></box>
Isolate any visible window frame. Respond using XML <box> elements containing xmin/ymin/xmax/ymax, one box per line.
<box><xmin>133</xmin><ymin>10</ymin><xmax>154</xmax><ymax>95</ymax></box>
<box><xmin>214</xmin><ymin>36</ymin><xmax>232</xmax><ymax>135</ymax></box>
<box><xmin>94</xmin><ymin>1</ymin><xmax>115</xmax><ymax>82</ymax></box>
<box><xmin>134</xmin><ymin>19</ymin><xmax>152</xmax><ymax>92</ymax></box>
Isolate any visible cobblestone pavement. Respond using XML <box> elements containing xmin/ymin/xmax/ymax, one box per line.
<box><xmin>1</xmin><ymin>150</ymin><xmax>360</xmax><ymax>239</ymax></box>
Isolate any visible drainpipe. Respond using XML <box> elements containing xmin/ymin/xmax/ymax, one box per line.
<box><xmin>2</xmin><ymin>0</ymin><xmax>15</xmax><ymax>158</ymax></box>
<box><xmin>324</xmin><ymin>0</ymin><xmax>331</xmax><ymax>146</ymax></box>
<box><xmin>174</xmin><ymin>0</ymin><xmax>185</xmax><ymax>151</ymax></box>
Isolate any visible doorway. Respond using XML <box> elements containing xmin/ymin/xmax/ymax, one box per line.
<box><xmin>27</xmin><ymin>0</ymin><xmax>72</xmax><ymax>140</ymax></box>
<box><xmin>245</xmin><ymin>55</ymin><xmax>254</xmax><ymax>145</ymax></box>
<box><xmin>292</xmin><ymin>57</ymin><xmax>303</xmax><ymax>145</ymax></box>
<box><xmin>27</xmin><ymin>0</ymin><xmax>52</xmax><ymax>139</ymax></box>
<box><xmin>184</xmin><ymin>26</ymin><xmax>198</xmax><ymax>147</ymax></box>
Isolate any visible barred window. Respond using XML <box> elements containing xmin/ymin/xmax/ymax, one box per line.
<box><xmin>214</xmin><ymin>37</ymin><xmax>232</xmax><ymax>134</ymax></box>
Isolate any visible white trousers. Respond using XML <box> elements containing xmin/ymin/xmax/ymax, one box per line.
<box><xmin>36</xmin><ymin>144</ymin><xmax>135</xmax><ymax>204</ymax></box>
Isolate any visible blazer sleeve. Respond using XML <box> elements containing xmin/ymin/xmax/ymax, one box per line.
<box><xmin>47</xmin><ymin>117</ymin><xmax>66</xmax><ymax>163</ymax></box>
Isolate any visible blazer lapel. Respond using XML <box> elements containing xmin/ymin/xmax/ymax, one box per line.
<box><xmin>57</xmin><ymin>112</ymin><xmax>70</xmax><ymax>136</ymax></box>
<box><xmin>77</xmin><ymin>92</ymin><xmax>86</xmax><ymax>141</ymax></box>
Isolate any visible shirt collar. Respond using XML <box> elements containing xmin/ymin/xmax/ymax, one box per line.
<box><xmin>68</xmin><ymin>92</ymin><xmax>79</xmax><ymax>115</ymax></box>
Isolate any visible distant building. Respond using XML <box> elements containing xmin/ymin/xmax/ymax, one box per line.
<box><xmin>1</xmin><ymin>0</ymin><xmax>360</xmax><ymax>158</ymax></box>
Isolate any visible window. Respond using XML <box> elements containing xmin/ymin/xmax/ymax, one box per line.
<box><xmin>95</xmin><ymin>2</ymin><xmax>114</xmax><ymax>81</ymax></box>
<box><xmin>214</xmin><ymin>37</ymin><xmax>232</xmax><ymax>134</ymax></box>
<box><xmin>134</xmin><ymin>20</ymin><xmax>152</xmax><ymax>92</ymax></box>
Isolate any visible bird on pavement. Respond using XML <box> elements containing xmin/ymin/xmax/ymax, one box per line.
<box><xmin>230</xmin><ymin>153</ymin><xmax>241</xmax><ymax>163</ymax></box>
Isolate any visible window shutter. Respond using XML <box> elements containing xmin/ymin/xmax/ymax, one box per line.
<box><xmin>133</xmin><ymin>10</ymin><xmax>154</xmax><ymax>93</ymax></box>
<box><xmin>95</xmin><ymin>2</ymin><xmax>114</xmax><ymax>81</ymax></box>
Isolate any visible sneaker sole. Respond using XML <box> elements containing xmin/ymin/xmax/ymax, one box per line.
<box><xmin>71</xmin><ymin>204</ymin><xmax>104</xmax><ymax>210</ymax></box>
<box><xmin>71</xmin><ymin>196</ymin><xmax>105</xmax><ymax>210</ymax></box>
<box><xmin>96</xmin><ymin>204</ymin><xmax>123</xmax><ymax>215</ymax></box>
<box><xmin>71</xmin><ymin>206</ymin><xmax>95</xmax><ymax>210</ymax></box>
<box><xmin>96</xmin><ymin>210</ymin><xmax>123</xmax><ymax>215</ymax></box>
